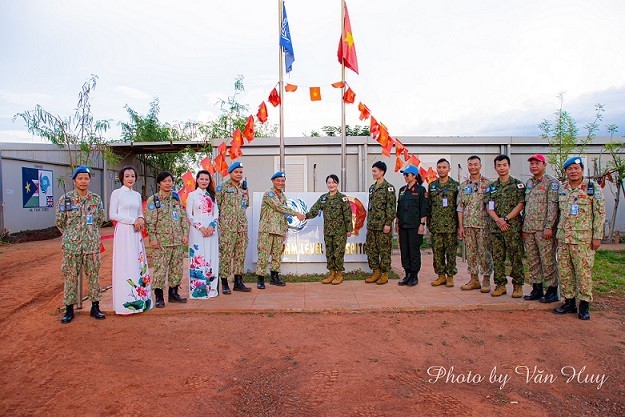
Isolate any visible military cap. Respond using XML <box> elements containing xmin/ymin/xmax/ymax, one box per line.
<box><xmin>71</xmin><ymin>165</ymin><xmax>91</xmax><ymax>179</ymax></box>
<box><xmin>271</xmin><ymin>171</ymin><xmax>286</xmax><ymax>180</ymax></box>
<box><xmin>563</xmin><ymin>156</ymin><xmax>583</xmax><ymax>170</ymax></box>
<box><xmin>228</xmin><ymin>161</ymin><xmax>243</xmax><ymax>173</ymax></box>
<box><xmin>400</xmin><ymin>165</ymin><xmax>418</xmax><ymax>176</ymax></box>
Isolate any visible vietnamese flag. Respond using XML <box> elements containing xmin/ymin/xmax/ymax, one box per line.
<box><xmin>403</xmin><ymin>148</ymin><xmax>410</xmax><ymax>161</ymax></box>
<box><xmin>358</xmin><ymin>102</ymin><xmax>370</xmax><ymax>121</ymax></box>
<box><xmin>337</xmin><ymin>2</ymin><xmax>359</xmax><ymax>74</ymax></box>
<box><xmin>181</xmin><ymin>170</ymin><xmax>196</xmax><ymax>192</ymax></box>
<box><xmin>231</xmin><ymin>128</ymin><xmax>244</xmax><ymax>148</ymax></box>
<box><xmin>409</xmin><ymin>155</ymin><xmax>421</xmax><ymax>167</ymax></box>
<box><xmin>370</xmin><ymin>116</ymin><xmax>379</xmax><ymax>138</ymax></box>
<box><xmin>200</xmin><ymin>157</ymin><xmax>216</xmax><ymax>175</ymax></box>
<box><xmin>178</xmin><ymin>186</ymin><xmax>190</xmax><ymax>208</ymax></box>
<box><xmin>342</xmin><ymin>87</ymin><xmax>356</xmax><ymax>104</ymax></box>
<box><xmin>268</xmin><ymin>88</ymin><xmax>281</xmax><ymax>107</ymax></box>
<box><xmin>257</xmin><ymin>102</ymin><xmax>268</xmax><ymax>123</ymax></box>
<box><xmin>394</xmin><ymin>138</ymin><xmax>405</xmax><ymax>156</ymax></box>
<box><xmin>419</xmin><ymin>166</ymin><xmax>428</xmax><ymax>180</ymax></box>
<box><xmin>309</xmin><ymin>87</ymin><xmax>321</xmax><ymax>101</ymax></box>
<box><xmin>217</xmin><ymin>141</ymin><xmax>227</xmax><ymax>156</ymax></box>
<box><xmin>285</xmin><ymin>83</ymin><xmax>298</xmax><ymax>92</ymax></box>
<box><xmin>214</xmin><ymin>154</ymin><xmax>229</xmax><ymax>177</ymax></box>
<box><xmin>243</xmin><ymin>116</ymin><xmax>255</xmax><ymax>142</ymax></box>
<box><xmin>425</xmin><ymin>166</ymin><xmax>438</xmax><ymax>184</ymax></box>
<box><xmin>229</xmin><ymin>145</ymin><xmax>243</xmax><ymax>160</ymax></box>
<box><xmin>331</xmin><ymin>81</ymin><xmax>345</xmax><ymax>88</ymax></box>
<box><xmin>394</xmin><ymin>157</ymin><xmax>404</xmax><ymax>172</ymax></box>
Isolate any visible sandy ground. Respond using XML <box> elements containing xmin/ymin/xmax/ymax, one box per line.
<box><xmin>0</xmin><ymin>229</ymin><xmax>624</xmax><ymax>417</ymax></box>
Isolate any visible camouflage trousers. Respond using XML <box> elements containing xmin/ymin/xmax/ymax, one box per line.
<box><xmin>524</xmin><ymin>232</ymin><xmax>558</xmax><ymax>287</ymax></box>
<box><xmin>152</xmin><ymin>245</ymin><xmax>185</xmax><ymax>289</ymax></box>
<box><xmin>464</xmin><ymin>227</ymin><xmax>493</xmax><ymax>276</ymax></box>
<box><xmin>62</xmin><ymin>252</ymin><xmax>101</xmax><ymax>305</ymax></box>
<box><xmin>491</xmin><ymin>230</ymin><xmax>524</xmax><ymax>286</ymax></box>
<box><xmin>432</xmin><ymin>232</ymin><xmax>458</xmax><ymax>276</ymax></box>
<box><xmin>325</xmin><ymin>233</ymin><xmax>347</xmax><ymax>272</ymax></box>
<box><xmin>219</xmin><ymin>229</ymin><xmax>248</xmax><ymax>280</ymax></box>
<box><xmin>365</xmin><ymin>229</ymin><xmax>392</xmax><ymax>273</ymax></box>
<box><xmin>558</xmin><ymin>242</ymin><xmax>595</xmax><ymax>302</ymax></box>
<box><xmin>256</xmin><ymin>232</ymin><xmax>283</xmax><ymax>275</ymax></box>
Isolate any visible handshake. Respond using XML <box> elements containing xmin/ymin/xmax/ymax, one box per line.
<box><xmin>293</xmin><ymin>212</ymin><xmax>306</xmax><ymax>221</ymax></box>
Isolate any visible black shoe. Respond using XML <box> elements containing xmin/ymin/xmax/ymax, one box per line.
<box><xmin>406</xmin><ymin>272</ymin><xmax>419</xmax><ymax>287</ymax></box>
<box><xmin>578</xmin><ymin>301</ymin><xmax>591</xmax><ymax>320</ymax></box>
<box><xmin>154</xmin><ymin>288</ymin><xmax>165</xmax><ymax>308</ymax></box>
<box><xmin>523</xmin><ymin>283</ymin><xmax>544</xmax><ymax>300</ymax></box>
<box><xmin>540</xmin><ymin>286</ymin><xmax>559</xmax><ymax>303</ymax></box>
<box><xmin>168</xmin><ymin>286</ymin><xmax>187</xmax><ymax>303</ymax></box>
<box><xmin>61</xmin><ymin>304</ymin><xmax>74</xmax><ymax>324</ymax></box>
<box><xmin>221</xmin><ymin>278</ymin><xmax>232</xmax><ymax>295</ymax></box>
<box><xmin>553</xmin><ymin>298</ymin><xmax>577</xmax><ymax>314</ymax></box>
<box><xmin>398</xmin><ymin>272</ymin><xmax>410</xmax><ymax>286</ymax></box>
<box><xmin>270</xmin><ymin>271</ymin><xmax>286</xmax><ymax>286</ymax></box>
<box><xmin>89</xmin><ymin>301</ymin><xmax>106</xmax><ymax>320</ymax></box>
<box><xmin>233</xmin><ymin>275</ymin><xmax>252</xmax><ymax>292</ymax></box>
<box><xmin>257</xmin><ymin>275</ymin><xmax>266</xmax><ymax>289</ymax></box>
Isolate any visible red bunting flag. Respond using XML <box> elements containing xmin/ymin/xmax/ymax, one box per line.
<box><xmin>409</xmin><ymin>155</ymin><xmax>421</xmax><ymax>167</ymax></box>
<box><xmin>403</xmin><ymin>148</ymin><xmax>410</xmax><ymax>161</ymax></box>
<box><xmin>229</xmin><ymin>145</ymin><xmax>243</xmax><ymax>160</ymax></box>
<box><xmin>181</xmin><ymin>170</ymin><xmax>196</xmax><ymax>192</ymax></box>
<box><xmin>419</xmin><ymin>166</ymin><xmax>428</xmax><ymax>180</ymax></box>
<box><xmin>337</xmin><ymin>2</ymin><xmax>359</xmax><ymax>74</ymax></box>
<box><xmin>214</xmin><ymin>154</ymin><xmax>229</xmax><ymax>177</ymax></box>
<box><xmin>331</xmin><ymin>81</ymin><xmax>346</xmax><ymax>88</ymax></box>
<box><xmin>395</xmin><ymin>157</ymin><xmax>404</xmax><ymax>172</ymax></box>
<box><xmin>217</xmin><ymin>142</ymin><xmax>227</xmax><ymax>156</ymax></box>
<box><xmin>394</xmin><ymin>138</ymin><xmax>405</xmax><ymax>156</ymax></box>
<box><xmin>342</xmin><ymin>87</ymin><xmax>356</xmax><ymax>104</ymax></box>
<box><xmin>231</xmin><ymin>128</ymin><xmax>244</xmax><ymax>148</ymax></box>
<box><xmin>377</xmin><ymin>124</ymin><xmax>391</xmax><ymax>147</ymax></box>
<box><xmin>243</xmin><ymin>116</ymin><xmax>255</xmax><ymax>142</ymax></box>
<box><xmin>425</xmin><ymin>166</ymin><xmax>438</xmax><ymax>184</ymax></box>
<box><xmin>309</xmin><ymin>87</ymin><xmax>322</xmax><ymax>101</ymax></box>
<box><xmin>370</xmin><ymin>116</ymin><xmax>379</xmax><ymax>138</ymax></box>
<box><xmin>177</xmin><ymin>187</ymin><xmax>189</xmax><ymax>208</ymax></box>
<box><xmin>200</xmin><ymin>157</ymin><xmax>216</xmax><ymax>175</ymax></box>
<box><xmin>358</xmin><ymin>102</ymin><xmax>371</xmax><ymax>121</ymax></box>
<box><xmin>285</xmin><ymin>83</ymin><xmax>298</xmax><ymax>92</ymax></box>
<box><xmin>268</xmin><ymin>88</ymin><xmax>281</xmax><ymax>107</ymax></box>
<box><xmin>257</xmin><ymin>102</ymin><xmax>268</xmax><ymax>123</ymax></box>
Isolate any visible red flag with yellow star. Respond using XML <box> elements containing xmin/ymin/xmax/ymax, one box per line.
<box><xmin>309</xmin><ymin>87</ymin><xmax>322</xmax><ymax>101</ymax></box>
<box><xmin>358</xmin><ymin>102</ymin><xmax>370</xmax><ymax>121</ymax></box>
<box><xmin>268</xmin><ymin>88</ymin><xmax>281</xmax><ymax>107</ymax></box>
<box><xmin>200</xmin><ymin>157</ymin><xmax>216</xmax><ymax>175</ymax></box>
<box><xmin>243</xmin><ymin>116</ymin><xmax>255</xmax><ymax>142</ymax></box>
<box><xmin>394</xmin><ymin>157</ymin><xmax>404</xmax><ymax>172</ymax></box>
<box><xmin>181</xmin><ymin>170</ymin><xmax>196</xmax><ymax>192</ymax></box>
<box><xmin>257</xmin><ymin>102</ymin><xmax>268</xmax><ymax>123</ymax></box>
<box><xmin>337</xmin><ymin>2</ymin><xmax>359</xmax><ymax>74</ymax></box>
<box><xmin>342</xmin><ymin>87</ymin><xmax>356</xmax><ymax>104</ymax></box>
<box><xmin>409</xmin><ymin>155</ymin><xmax>421</xmax><ymax>167</ymax></box>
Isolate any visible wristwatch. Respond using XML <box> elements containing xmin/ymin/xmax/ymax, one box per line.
<box><xmin>503</xmin><ymin>216</ymin><xmax>509</xmax><ymax>223</ymax></box>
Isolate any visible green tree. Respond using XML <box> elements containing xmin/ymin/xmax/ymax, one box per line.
<box><xmin>539</xmin><ymin>93</ymin><xmax>604</xmax><ymax>180</ymax></box>
<box><xmin>599</xmin><ymin>124</ymin><xmax>624</xmax><ymax>242</ymax></box>
<box><xmin>304</xmin><ymin>124</ymin><xmax>370</xmax><ymax>137</ymax></box>
<box><xmin>14</xmin><ymin>74</ymin><xmax>118</xmax><ymax>184</ymax></box>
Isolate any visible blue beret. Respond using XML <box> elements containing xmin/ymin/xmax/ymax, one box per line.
<box><xmin>228</xmin><ymin>161</ymin><xmax>243</xmax><ymax>173</ymax></box>
<box><xmin>271</xmin><ymin>171</ymin><xmax>286</xmax><ymax>180</ymax></box>
<box><xmin>71</xmin><ymin>165</ymin><xmax>91</xmax><ymax>179</ymax></box>
<box><xmin>400</xmin><ymin>165</ymin><xmax>418</xmax><ymax>176</ymax></box>
<box><xmin>563</xmin><ymin>156</ymin><xmax>583</xmax><ymax>170</ymax></box>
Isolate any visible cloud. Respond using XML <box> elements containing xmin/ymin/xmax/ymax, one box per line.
<box><xmin>0</xmin><ymin>129</ymin><xmax>47</xmax><ymax>143</ymax></box>
<box><xmin>113</xmin><ymin>86</ymin><xmax>152</xmax><ymax>100</ymax></box>
<box><xmin>0</xmin><ymin>90</ymin><xmax>53</xmax><ymax>106</ymax></box>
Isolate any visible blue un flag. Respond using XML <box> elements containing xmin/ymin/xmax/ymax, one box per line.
<box><xmin>279</xmin><ymin>2</ymin><xmax>295</xmax><ymax>73</ymax></box>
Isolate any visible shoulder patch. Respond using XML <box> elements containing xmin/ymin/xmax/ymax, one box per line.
<box><xmin>342</xmin><ymin>196</ymin><xmax>348</xmax><ymax>202</ymax></box>
<box><xmin>216</xmin><ymin>185</ymin><xmax>222</xmax><ymax>192</ymax></box>
<box><xmin>550</xmin><ymin>182</ymin><xmax>559</xmax><ymax>191</ymax></box>
<box><xmin>517</xmin><ymin>183</ymin><xmax>525</xmax><ymax>189</ymax></box>
<box><xmin>388</xmin><ymin>186</ymin><xmax>394</xmax><ymax>192</ymax></box>
<box><xmin>148</xmin><ymin>204</ymin><xmax>155</xmax><ymax>210</ymax></box>
<box><xmin>595</xmin><ymin>190</ymin><xmax>603</xmax><ymax>200</ymax></box>
<box><xmin>268</xmin><ymin>191</ymin><xmax>275</xmax><ymax>198</ymax></box>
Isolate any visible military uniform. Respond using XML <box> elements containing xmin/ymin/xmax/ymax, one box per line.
<box><xmin>216</xmin><ymin>179</ymin><xmax>249</xmax><ymax>279</ymax></box>
<box><xmin>457</xmin><ymin>176</ymin><xmax>493</xmax><ymax>277</ymax></box>
<box><xmin>523</xmin><ymin>174</ymin><xmax>560</xmax><ymax>288</ymax></box>
<box><xmin>256</xmin><ymin>188</ymin><xmax>298</xmax><ymax>275</ymax></box>
<box><xmin>396</xmin><ymin>183</ymin><xmax>428</xmax><ymax>277</ymax></box>
<box><xmin>306</xmin><ymin>192</ymin><xmax>352</xmax><ymax>272</ymax></box>
<box><xmin>56</xmin><ymin>190</ymin><xmax>105</xmax><ymax>305</ymax></box>
<box><xmin>428</xmin><ymin>178</ymin><xmax>460</xmax><ymax>278</ymax></box>
<box><xmin>144</xmin><ymin>192</ymin><xmax>189</xmax><ymax>289</ymax></box>
<box><xmin>485</xmin><ymin>176</ymin><xmax>525</xmax><ymax>287</ymax></box>
<box><xmin>365</xmin><ymin>180</ymin><xmax>396</xmax><ymax>273</ymax></box>
<box><xmin>556</xmin><ymin>181</ymin><xmax>605</xmax><ymax>303</ymax></box>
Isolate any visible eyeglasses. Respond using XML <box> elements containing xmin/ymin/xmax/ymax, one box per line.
<box><xmin>403</xmin><ymin>173</ymin><xmax>414</xmax><ymax>177</ymax></box>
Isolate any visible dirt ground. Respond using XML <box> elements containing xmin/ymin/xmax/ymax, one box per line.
<box><xmin>1</xmin><ymin>231</ymin><xmax>624</xmax><ymax>417</ymax></box>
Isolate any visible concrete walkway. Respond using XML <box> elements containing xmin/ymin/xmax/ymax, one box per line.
<box><xmin>98</xmin><ymin>249</ymin><xmax>557</xmax><ymax>314</ymax></box>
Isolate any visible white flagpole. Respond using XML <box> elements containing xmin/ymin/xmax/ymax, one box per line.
<box><xmin>279</xmin><ymin>0</ymin><xmax>285</xmax><ymax>172</ymax></box>
<box><xmin>340</xmin><ymin>0</ymin><xmax>347</xmax><ymax>191</ymax></box>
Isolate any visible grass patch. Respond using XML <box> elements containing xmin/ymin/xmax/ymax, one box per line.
<box><xmin>593</xmin><ymin>250</ymin><xmax>625</xmax><ymax>297</ymax></box>
<box><xmin>243</xmin><ymin>269</ymin><xmax>399</xmax><ymax>283</ymax></box>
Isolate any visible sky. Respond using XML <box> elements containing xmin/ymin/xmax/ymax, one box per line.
<box><xmin>1</xmin><ymin>0</ymin><xmax>625</xmax><ymax>143</ymax></box>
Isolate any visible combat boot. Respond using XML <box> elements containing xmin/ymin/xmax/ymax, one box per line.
<box><xmin>539</xmin><ymin>286</ymin><xmax>559</xmax><ymax>303</ymax></box>
<box><xmin>233</xmin><ymin>275</ymin><xmax>252</xmax><ymax>292</ymax></box>
<box><xmin>431</xmin><ymin>274</ymin><xmax>447</xmax><ymax>286</ymax></box>
<box><xmin>154</xmin><ymin>288</ymin><xmax>165</xmax><ymax>308</ymax></box>
<box><xmin>257</xmin><ymin>275</ymin><xmax>266</xmax><ymax>289</ymax></box>
<box><xmin>398</xmin><ymin>271</ymin><xmax>411</xmax><ymax>286</ymax></box>
<box><xmin>480</xmin><ymin>276</ymin><xmax>491</xmax><ymax>293</ymax></box>
<box><xmin>365</xmin><ymin>269</ymin><xmax>381</xmax><ymax>283</ymax></box>
<box><xmin>221</xmin><ymin>278</ymin><xmax>232</xmax><ymax>295</ymax></box>
<box><xmin>578</xmin><ymin>300</ymin><xmax>591</xmax><ymax>320</ymax></box>
<box><xmin>61</xmin><ymin>304</ymin><xmax>74</xmax><ymax>324</ymax></box>
<box><xmin>377</xmin><ymin>272</ymin><xmax>389</xmax><ymax>285</ymax></box>
<box><xmin>461</xmin><ymin>274</ymin><xmax>481</xmax><ymax>291</ymax></box>
<box><xmin>523</xmin><ymin>283</ymin><xmax>543</xmax><ymax>300</ymax></box>
<box><xmin>406</xmin><ymin>272</ymin><xmax>419</xmax><ymax>287</ymax></box>
<box><xmin>445</xmin><ymin>275</ymin><xmax>455</xmax><ymax>287</ymax></box>
<box><xmin>491</xmin><ymin>284</ymin><xmax>507</xmax><ymax>297</ymax></box>
<box><xmin>322</xmin><ymin>270</ymin><xmax>336</xmax><ymax>284</ymax></box>
<box><xmin>331</xmin><ymin>271</ymin><xmax>344</xmax><ymax>285</ymax></box>
<box><xmin>511</xmin><ymin>284</ymin><xmax>523</xmax><ymax>298</ymax></box>
<box><xmin>90</xmin><ymin>301</ymin><xmax>106</xmax><ymax>320</ymax></box>
<box><xmin>553</xmin><ymin>298</ymin><xmax>577</xmax><ymax>314</ymax></box>
<box><xmin>169</xmin><ymin>285</ymin><xmax>187</xmax><ymax>303</ymax></box>
<box><xmin>270</xmin><ymin>271</ymin><xmax>286</xmax><ymax>286</ymax></box>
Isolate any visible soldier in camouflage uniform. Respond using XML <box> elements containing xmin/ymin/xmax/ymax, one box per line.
<box><xmin>554</xmin><ymin>157</ymin><xmax>605</xmax><ymax>320</ymax></box>
<box><xmin>364</xmin><ymin>161</ymin><xmax>396</xmax><ymax>285</ymax></box>
<box><xmin>428</xmin><ymin>158</ymin><xmax>460</xmax><ymax>287</ymax></box>
<box><xmin>255</xmin><ymin>171</ymin><xmax>306</xmax><ymax>288</ymax></box>
<box><xmin>523</xmin><ymin>154</ymin><xmax>560</xmax><ymax>303</ymax></box>
<box><xmin>305</xmin><ymin>174</ymin><xmax>353</xmax><ymax>285</ymax></box>
<box><xmin>485</xmin><ymin>155</ymin><xmax>526</xmax><ymax>297</ymax></box>
<box><xmin>457</xmin><ymin>155</ymin><xmax>493</xmax><ymax>292</ymax></box>
<box><xmin>56</xmin><ymin>166</ymin><xmax>106</xmax><ymax>324</ymax></box>
<box><xmin>216</xmin><ymin>161</ymin><xmax>251</xmax><ymax>293</ymax></box>
<box><xmin>145</xmin><ymin>171</ymin><xmax>189</xmax><ymax>308</ymax></box>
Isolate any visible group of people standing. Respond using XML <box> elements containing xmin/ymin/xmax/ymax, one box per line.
<box><xmin>55</xmin><ymin>152</ymin><xmax>605</xmax><ymax>323</ymax></box>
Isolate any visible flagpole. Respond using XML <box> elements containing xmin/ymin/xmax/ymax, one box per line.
<box><xmin>340</xmin><ymin>0</ymin><xmax>347</xmax><ymax>192</ymax></box>
<box><xmin>278</xmin><ymin>0</ymin><xmax>285</xmax><ymax>172</ymax></box>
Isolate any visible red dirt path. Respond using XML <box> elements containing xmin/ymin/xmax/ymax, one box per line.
<box><xmin>0</xmin><ymin>233</ymin><xmax>624</xmax><ymax>417</ymax></box>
